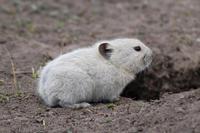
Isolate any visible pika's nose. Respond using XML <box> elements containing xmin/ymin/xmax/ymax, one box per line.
<box><xmin>143</xmin><ymin>49</ymin><xmax>153</xmax><ymax>65</ymax></box>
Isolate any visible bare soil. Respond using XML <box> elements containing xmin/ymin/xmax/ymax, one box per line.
<box><xmin>0</xmin><ymin>0</ymin><xmax>200</xmax><ymax>132</ymax></box>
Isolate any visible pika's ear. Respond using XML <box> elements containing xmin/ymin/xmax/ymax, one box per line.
<box><xmin>98</xmin><ymin>43</ymin><xmax>113</xmax><ymax>59</ymax></box>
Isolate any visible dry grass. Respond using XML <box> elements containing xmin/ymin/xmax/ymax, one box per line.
<box><xmin>4</xmin><ymin>46</ymin><xmax>18</xmax><ymax>89</ymax></box>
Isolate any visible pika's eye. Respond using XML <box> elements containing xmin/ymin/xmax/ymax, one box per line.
<box><xmin>133</xmin><ymin>46</ymin><xmax>141</xmax><ymax>52</ymax></box>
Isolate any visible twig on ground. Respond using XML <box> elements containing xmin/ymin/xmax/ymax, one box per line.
<box><xmin>0</xmin><ymin>70</ymin><xmax>32</xmax><ymax>75</ymax></box>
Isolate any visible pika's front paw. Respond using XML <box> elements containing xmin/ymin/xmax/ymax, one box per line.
<box><xmin>114</xmin><ymin>97</ymin><xmax>120</xmax><ymax>102</ymax></box>
<box><xmin>110</xmin><ymin>97</ymin><xmax>120</xmax><ymax>102</ymax></box>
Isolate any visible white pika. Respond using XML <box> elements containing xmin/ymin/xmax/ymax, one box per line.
<box><xmin>38</xmin><ymin>38</ymin><xmax>153</xmax><ymax>108</ymax></box>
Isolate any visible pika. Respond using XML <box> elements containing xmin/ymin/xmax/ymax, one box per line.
<box><xmin>38</xmin><ymin>38</ymin><xmax>152</xmax><ymax>108</ymax></box>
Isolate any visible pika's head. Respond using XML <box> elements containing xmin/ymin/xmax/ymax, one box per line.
<box><xmin>97</xmin><ymin>38</ymin><xmax>153</xmax><ymax>74</ymax></box>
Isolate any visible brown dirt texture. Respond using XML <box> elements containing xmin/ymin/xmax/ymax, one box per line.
<box><xmin>0</xmin><ymin>0</ymin><xmax>200</xmax><ymax>133</ymax></box>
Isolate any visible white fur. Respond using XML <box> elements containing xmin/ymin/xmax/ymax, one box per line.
<box><xmin>38</xmin><ymin>38</ymin><xmax>152</xmax><ymax>108</ymax></box>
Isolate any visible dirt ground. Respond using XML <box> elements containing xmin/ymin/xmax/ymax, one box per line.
<box><xmin>0</xmin><ymin>0</ymin><xmax>200</xmax><ymax>132</ymax></box>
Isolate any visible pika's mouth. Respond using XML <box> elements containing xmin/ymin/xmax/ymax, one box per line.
<box><xmin>143</xmin><ymin>54</ymin><xmax>153</xmax><ymax>68</ymax></box>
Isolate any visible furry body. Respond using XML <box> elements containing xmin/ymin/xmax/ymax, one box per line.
<box><xmin>38</xmin><ymin>38</ymin><xmax>152</xmax><ymax>108</ymax></box>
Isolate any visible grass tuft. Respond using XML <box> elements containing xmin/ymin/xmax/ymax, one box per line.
<box><xmin>0</xmin><ymin>93</ymin><xmax>9</xmax><ymax>103</ymax></box>
<box><xmin>32</xmin><ymin>67</ymin><xmax>39</xmax><ymax>79</ymax></box>
<box><xmin>107</xmin><ymin>103</ymin><xmax>116</xmax><ymax>109</ymax></box>
<box><xmin>0</xmin><ymin>80</ymin><xmax>4</xmax><ymax>86</ymax></box>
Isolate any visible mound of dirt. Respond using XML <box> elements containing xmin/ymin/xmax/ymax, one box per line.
<box><xmin>123</xmin><ymin>40</ymin><xmax>200</xmax><ymax>100</ymax></box>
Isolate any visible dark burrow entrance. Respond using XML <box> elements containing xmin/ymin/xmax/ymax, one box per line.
<box><xmin>121</xmin><ymin>56</ymin><xmax>200</xmax><ymax>101</ymax></box>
